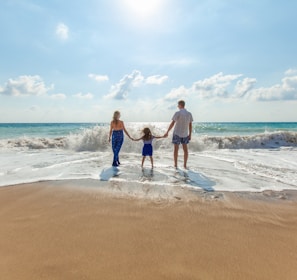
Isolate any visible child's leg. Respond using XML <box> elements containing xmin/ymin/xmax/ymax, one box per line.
<box><xmin>141</xmin><ymin>156</ymin><xmax>146</xmax><ymax>167</ymax></box>
<box><xmin>149</xmin><ymin>156</ymin><xmax>154</xmax><ymax>168</ymax></box>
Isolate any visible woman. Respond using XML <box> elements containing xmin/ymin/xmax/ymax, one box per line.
<box><xmin>108</xmin><ymin>111</ymin><xmax>132</xmax><ymax>167</ymax></box>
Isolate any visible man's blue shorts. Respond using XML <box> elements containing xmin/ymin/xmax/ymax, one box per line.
<box><xmin>172</xmin><ymin>134</ymin><xmax>190</xmax><ymax>145</ymax></box>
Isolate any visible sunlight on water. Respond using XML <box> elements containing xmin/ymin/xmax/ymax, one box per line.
<box><xmin>0</xmin><ymin>122</ymin><xmax>297</xmax><ymax>195</ymax></box>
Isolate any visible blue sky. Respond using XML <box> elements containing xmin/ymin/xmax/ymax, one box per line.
<box><xmin>1</xmin><ymin>0</ymin><xmax>297</xmax><ymax>123</ymax></box>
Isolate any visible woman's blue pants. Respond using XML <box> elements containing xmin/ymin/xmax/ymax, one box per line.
<box><xmin>112</xmin><ymin>130</ymin><xmax>124</xmax><ymax>165</ymax></box>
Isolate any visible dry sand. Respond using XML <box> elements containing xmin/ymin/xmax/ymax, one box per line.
<box><xmin>1</xmin><ymin>181</ymin><xmax>297</xmax><ymax>280</ymax></box>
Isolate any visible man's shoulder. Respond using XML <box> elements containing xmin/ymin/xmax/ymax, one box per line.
<box><xmin>172</xmin><ymin>111</ymin><xmax>180</xmax><ymax>117</ymax></box>
<box><xmin>180</xmin><ymin>108</ymin><xmax>191</xmax><ymax>114</ymax></box>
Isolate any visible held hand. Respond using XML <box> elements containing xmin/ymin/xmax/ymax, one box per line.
<box><xmin>164</xmin><ymin>132</ymin><xmax>168</xmax><ymax>138</ymax></box>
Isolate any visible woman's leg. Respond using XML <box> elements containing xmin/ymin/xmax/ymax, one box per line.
<box><xmin>112</xmin><ymin>131</ymin><xmax>123</xmax><ymax>165</ymax></box>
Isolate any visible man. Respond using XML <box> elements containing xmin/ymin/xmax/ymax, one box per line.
<box><xmin>164</xmin><ymin>100</ymin><xmax>193</xmax><ymax>169</ymax></box>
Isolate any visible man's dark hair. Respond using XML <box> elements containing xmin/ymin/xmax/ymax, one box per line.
<box><xmin>178</xmin><ymin>100</ymin><xmax>185</xmax><ymax>107</ymax></box>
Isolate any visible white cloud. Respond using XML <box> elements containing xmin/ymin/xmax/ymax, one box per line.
<box><xmin>102</xmin><ymin>69</ymin><xmax>296</xmax><ymax>105</ymax></box>
<box><xmin>105</xmin><ymin>70</ymin><xmax>144</xmax><ymax>100</ymax></box>
<box><xmin>73</xmin><ymin>92</ymin><xmax>94</xmax><ymax>99</ymax></box>
<box><xmin>162</xmin><ymin>72</ymin><xmax>297</xmax><ymax>103</ymax></box>
<box><xmin>50</xmin><ymin>93</ymin><xmax>66</xmax><ymax>100</ymax></box>
<box><xmin>0</xmin><ymin>75</ymin><xmax>52</xmax><ymax>96</ymax></box>
<box><xmin>193</xmin><ymin>72</ymin><xmax>242</xmax><ymax>99</ymax></box>
<box><xmin>146</xmin><ymin>75</ymin><xmax>168</xmax><ymax>85</ymax></box>
<box><xmin>104</xmin><ymin>70</ymin><xmax>170</xmax><ymax>100</ymax></box>
<box><xmin>234</xmin><ymin>77</ymin><xmax>257</xmax><ymax>98</ymax></box>
<box><xmin>164</xmin><ymin>86</ymin><xmax>189</xmax><ymax>101</ymax></box>
<box><xmin>250</xmin><ymin>75</ymin><xmax>297</xmax><ymax>101</ymax></box>
<box><xmin>285</xmin><ymin>68</ymin><xmax>297</xmax><ymax>76</ymax></box>
<box><xmin>88</xmin><ymin>73</ymin><xmax>109</xmax><ymax>82</ymax></box>
<box><xmin>56</xmin><ymin>23</ymin><xmax>69</xmax><ymax>40</ymax></box>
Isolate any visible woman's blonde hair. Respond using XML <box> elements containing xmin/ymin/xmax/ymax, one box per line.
<box><xmin>112</xmin><ymin>111</ymin><xmax>120</xmax><ymax>124</ymax></box>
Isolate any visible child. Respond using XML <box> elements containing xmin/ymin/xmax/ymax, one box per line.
<box><xmin>133</xmin><ymin>127</ymin><xmax>165</xmax><ymax>168</ymax></box>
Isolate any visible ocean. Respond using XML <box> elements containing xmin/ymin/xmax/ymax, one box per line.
<box><xmin>1</xmin><ymin>122</ymin><xmax>297</xmax><ymax>197</ymax></box>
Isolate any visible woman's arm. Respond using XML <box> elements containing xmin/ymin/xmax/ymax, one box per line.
<box><xmin>122</xmin><ymin>122</ymin><xmax>132</xmax><ymax>139</ymax></box>
<box><xmin>108</xmin><ymin>122</ymin><xmax>113</xmax><ymax>142</ymax></box>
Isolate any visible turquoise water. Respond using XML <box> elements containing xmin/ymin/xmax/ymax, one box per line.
<box><xmin>0</xmin><ymin>123</ymin><xmax>105</xmax><ymax>139</ymax></box>
<box><xmin>1</xmin><ymin>122</ymin><xmax>297</xmax><ymax>191</ymax></box>
<box><xmin>0</xmin><ymin>122</ymin><xmax>296</xmax><ymax>139</ymax></box>
<box><xmin>194</xmin><ymin>122</ymin><xmax>297</xmax><ymax>135</ymax></box>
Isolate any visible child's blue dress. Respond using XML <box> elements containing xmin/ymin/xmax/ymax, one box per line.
<box><xmin>142</xmin><ymin>136</ymin><xmax>154</xmax><ymax>156</ymax></box>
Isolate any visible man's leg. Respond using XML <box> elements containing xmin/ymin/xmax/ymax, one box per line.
<box><xmin>182</xmin><ymin>144</ymin><xmax>188</xmax><ymax>169</ymax></box>
<box><xmin>174</xmin><ymin>144</ymin><xmax>179</xmax><ymax>168</ymax></box>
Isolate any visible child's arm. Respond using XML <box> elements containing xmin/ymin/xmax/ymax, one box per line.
<box><xmin>133</xmin><ymin>137</ymin><xmax>143</xmax><ymax>141</ymax></box>
<box><xmin>153</xmin><ymin>135</ymin><xmax>165</xmax><ymax>139</ymax></box>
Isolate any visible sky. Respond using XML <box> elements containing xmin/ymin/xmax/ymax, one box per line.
<box><xmin>1</xmin><ymin>0</ymin><xmax>297</xmax><ymax>123</ymax></box>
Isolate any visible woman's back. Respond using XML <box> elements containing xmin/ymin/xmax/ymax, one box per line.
<box><xmin>111</xmin><ymin>120</ymin><xmax>124</xmax><ymax>131</ymax></box>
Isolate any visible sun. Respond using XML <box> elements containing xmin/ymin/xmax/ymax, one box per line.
<box><xmin>124</xmin><ymin>0</ymin><xmax>161</xmax><ymax>17</ymax></box>
<box><xmin>121</xmin><ymin>0</ymin><xmax>166</xmax><ymax>22</ymax></box>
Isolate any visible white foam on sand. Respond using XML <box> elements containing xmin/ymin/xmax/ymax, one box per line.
<box><xmin>1</xmin><ymin>123</ymin><xmax>297</xmax><ymax>198</ymax></box>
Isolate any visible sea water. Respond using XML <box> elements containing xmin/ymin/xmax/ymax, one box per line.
<box><xmin>0</xmin><ymin>122</ymin><xmax>297</xmax><ymax>196</ymax></box>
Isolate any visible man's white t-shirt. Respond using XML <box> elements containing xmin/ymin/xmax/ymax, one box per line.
<box><xmin>172</xmin><ymin>108</ymin><xmax>193</xmax><ymax>137</ymax></box>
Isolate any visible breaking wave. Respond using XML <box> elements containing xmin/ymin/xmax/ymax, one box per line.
<box><xmin>1</xmin><ymin>125</ymin><xmax>297</xmax><ymax>152</ymax></box>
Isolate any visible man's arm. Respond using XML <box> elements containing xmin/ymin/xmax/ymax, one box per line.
<box><xmin>189</xmin><ymin>122</ymin><xmax>192</xmax><ymax>140</ymax></box>
<box><xmin>164</xmin><ymin>120</ymin><xmax>175</xmax><ymax>137</ymax></box>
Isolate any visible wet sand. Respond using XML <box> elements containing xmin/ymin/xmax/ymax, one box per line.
<box><xmin>1</xmin><ymin>180</ymin><xmax>297</xmax><ymax>280</ymax></box>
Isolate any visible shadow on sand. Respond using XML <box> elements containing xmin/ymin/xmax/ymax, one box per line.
<box><xmin>175</xmin><ymin>169</ymin><xmax>216</xmax><ymax>192</ymax></box>
<box><xmin>99</xmin><ymin>166</ymin><xmax>120</xmax><ymax>181</ymax></box>
<box><xmin>99</xmin><ymin>165</ymin><xmax>216</xmax><ymax>193</ymax></box>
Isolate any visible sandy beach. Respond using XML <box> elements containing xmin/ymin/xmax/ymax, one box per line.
<box><xmin>1</xmin><ymin>180</ymin><xmax>297</xmax><ymax>280</ymax></box>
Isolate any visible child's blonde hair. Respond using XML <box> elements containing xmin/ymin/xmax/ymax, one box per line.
<box><xmin>142</xmin><ymin>127</ymin><xmax>152</xmax><ymax>141</ymax></box>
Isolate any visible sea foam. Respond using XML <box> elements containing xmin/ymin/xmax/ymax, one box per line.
<box><xmin>1</xmin><ymin>125</ymin><xmax>296</xmax><ymax>152</ymax></box>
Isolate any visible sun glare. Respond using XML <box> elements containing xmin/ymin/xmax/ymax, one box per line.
<box><xmin>121</xmin><ymin>0</ymin><xmax>166</xmax><ymax>22</ymax></box>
